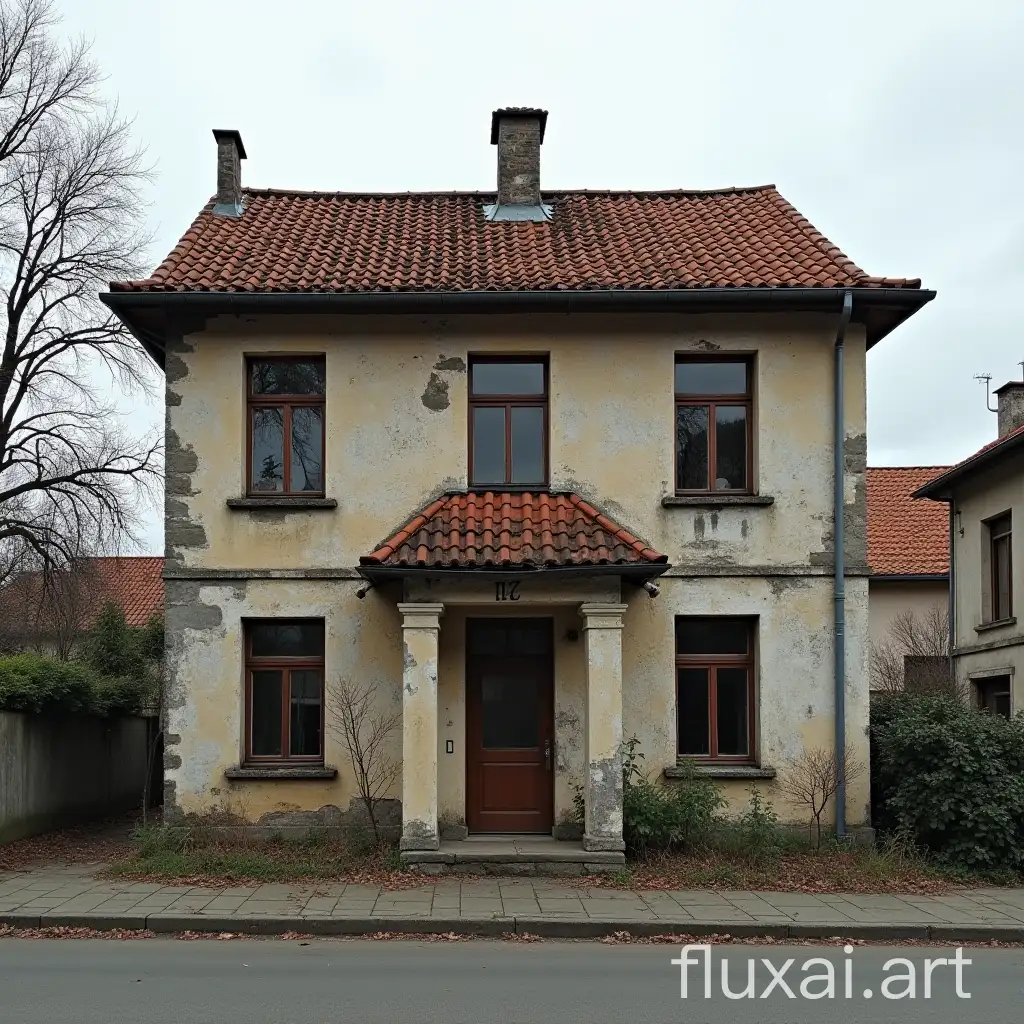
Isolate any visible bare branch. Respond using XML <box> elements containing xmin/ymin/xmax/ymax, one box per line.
<box><xmin>870</xmin><ymin>607</ymin><xmax>965</xmax><ymax>698</ymax></box>
<box><xmin>779</xmin><ymin>747</ymin><xmax>866</xmax><ymax>848</ymax></box>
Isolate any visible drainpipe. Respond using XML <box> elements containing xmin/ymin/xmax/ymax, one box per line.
<box><xmin>948</xmin><ymin>503</ymin><xmax>956</xmax><ymax>678</ymax></box>
<box><xmin>833</xmin><ymin>289</ymin><xmax>853</xmax><ymax>840</ymax></box>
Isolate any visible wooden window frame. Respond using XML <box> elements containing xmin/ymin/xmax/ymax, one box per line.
<box><xmin>989</xmin><ymin>513</ymin><xmax>1013</xmax><ymax>622</ymax></box>
<box><xmin>246</xmin><ymin>356</ymin><xmax>326</xmax><ymax>497</ymax></box>
<box><xmin>243</xmin><ymin>620</ymin><xmax>325</xmax><ymax>764</ymax></box>
<box><xmin>468</xmin><ymin>355</ymin><xmax>549</xmax><ymax>488</ymax></box>
<box><xmin>675</xmin><ymin>617</ymin><xmax>756</xmax><ymax>764</ymax></box>
<box><xmin>674</xmin><ymin>356</ymin><xmax>753</xmax><ymax>495</ymax></box>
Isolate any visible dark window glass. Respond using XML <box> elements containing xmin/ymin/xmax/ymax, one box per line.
<box><xmin>472</xmin><ymin>406</ymin><xmax>506</xmax><ymax>485</ymax></box>
<box><xmin>481</xmin><ymin>671</ymin><xmax>539</xmax><ymax>748</ymax></box>
<box><xmin>472</xmin><ymin>362</ymin><xmax>545</xmax><ymax>396</ymax></box>
<box><xmin>251</xmin><ymin>670</ymin><xmax>283</xmax><ymax>756</ymax></box>
<box><xmin>251</xmin><ymin>408</ymin><xmax>284</xmax><ymax>491</ymax></box>
<box><xmin>676</xmin><ymin>405</ymin><xmax>708</xmax><ymax>490</ymax></box>
<box><xmin>289</xmin><ymin>670</ymin><xmax>323</xmax><ymax>756</ymax></box>
<box><xmin>677</xmin><ymin>668</ymin><xmax>710</xmax><ymax>755</ymax></box>
<box><xmin>976</xmin><ymin>677</ymin><xmax>1012</xmax><ymax>719</ymax></box>
<box><xmin>991</xmin><ymin>514</ymin><xmax>1012</xmax><ymax>621</ymax></box>
<box><xmin>676</xmin><ymin>619</ymin><xmax>749</xmax><ymax>656</ymax></box>
<box><xmin>290</xmin><ymin>407</ymin><xmax>324</xmax><ymax>492</ymax></box>
<box><xmin>251</xmin><ymin>361</ymin><xmax>326</xmax><ymax>395</ymax></box>
<box><xmin>716</xmin><ymin>668</ymin><xmax>749</xmax><ymax>756</ymax></box>
<box><xmin>675</xmin><ymin>361</ymin><xmax>747</xmax><ymax>396</ymax></box>
<box><xmin>250</xmin><ymin>621</ymin><xmax>325</xmax><ymax>659</ymax></box>
<box><xmin>510</xmin><ymin>406</ymin><xmax>545</xmax><ymax>483</ymax></box>
<box><xmin>715</xmin><ymin>406</ymin><xmax>747</xmax><ymax>490</ymax></box>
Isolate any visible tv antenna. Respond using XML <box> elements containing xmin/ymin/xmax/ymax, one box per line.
<box><xmin>975</xmin><ymin>374</ymin><xmax>997</xmax><ymax>412</ymax></box>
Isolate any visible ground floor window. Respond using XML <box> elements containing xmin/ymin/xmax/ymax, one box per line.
<box><xmin>974</xmin><ymin>675</ymin><xmax>1011</xmax><ymax>718</ymax></box>
<box><xmin>244</xmin><ymin>619</ymin><xmax>325</xmax><ymax>762</ymax></box>
<box><xmin>675</xmin><ymin>616</ymin><xmax>755</xmax><ymax>762</ymax></box>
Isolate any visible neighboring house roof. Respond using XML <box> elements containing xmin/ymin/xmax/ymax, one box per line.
<box><xmin>1</xmin><ymin>556</ymin><xmax>164</xmax><ymax>632</ymax></box>
<box><xmin>867</xmin><ymin>467</ymin><xmax>951</xmax><ymax>577</ymax></box>
<box><xmin>108</xmin><ymin>186</ymin><xmax>920</xmax><ymax>296</ymax></box>
<box><xmin>360</xmin><ymin>491</ymin><xmax>668</xmax><ymax>571</ymax></box>
<box><xmin>913</xmin><ymin>424</ymin><xmax>1024</xmax><ymax>501</ymax></box>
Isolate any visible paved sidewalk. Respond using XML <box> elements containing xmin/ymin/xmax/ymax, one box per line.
<box><xmin>4</xmin><ymin>864</ymin><xmax>1024</xmax><ymax>940</ymax></box>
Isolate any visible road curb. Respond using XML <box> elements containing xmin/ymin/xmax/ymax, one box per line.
<box><xmin>3</xmin><ymin>911</ymin><xmax>1024</xmax><ymax>942</ymax></box>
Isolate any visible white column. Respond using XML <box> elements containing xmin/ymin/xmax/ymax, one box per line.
<box><xmin>579</xmin><ymin>603</ymin><xmax>628</xmax><ymax>852</ymax></box>
<box><xmin>397</xmin><ymin>602</ymin><xmax>444</xmax><ymax>851</ymax></box>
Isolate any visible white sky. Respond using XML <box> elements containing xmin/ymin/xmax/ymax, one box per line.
<box><xmin>63</xmin><ymin>0</ymin><xmax>1024</xmax><ymax>555</ymax></box>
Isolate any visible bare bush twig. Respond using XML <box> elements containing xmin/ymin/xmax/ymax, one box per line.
<box><xmin>780</xmin><ymin>747</ymin><xmax>867</xmax><ymax>848</ymax></box>
<box><xmin>870</xmin><ymin>606</ymin><xmax>964</xmax><ymax>698</ymax></box>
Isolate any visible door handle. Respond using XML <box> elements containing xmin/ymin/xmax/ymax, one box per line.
<box><xmin>544</xmin><ymin>739</ymin><xmax>552</xmax><ymax>771</ymax></box>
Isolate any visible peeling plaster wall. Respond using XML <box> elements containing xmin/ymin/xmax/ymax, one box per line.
<box><xmin>949</xmin><ymin>464</ymin><xmax>1024</xmax><ymax>713</ymax></box>
<box><xmin>166</xmin><ymin>310</ymin><xmax>871</xmax><ymax>825</ymax></box>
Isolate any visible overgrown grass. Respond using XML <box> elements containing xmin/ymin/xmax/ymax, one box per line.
<box><xmin>104</xmin><ymin>825</ymin><xmax>406</xmax><ymax>886</ymax></box>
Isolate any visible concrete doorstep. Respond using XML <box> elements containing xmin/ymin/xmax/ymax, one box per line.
<box><xmin>3</xmin><ymin>909</ymin><xmax>1024</xmax><ymax>942</ymax></box>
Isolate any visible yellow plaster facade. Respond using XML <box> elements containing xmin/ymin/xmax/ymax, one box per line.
<box><xmin>163</xmin><ymin>310</ymin><xmax>873</xmax><ymax>836</ymax></box>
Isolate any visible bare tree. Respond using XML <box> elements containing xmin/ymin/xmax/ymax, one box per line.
<box><xmin>870</xmin><ymin>606</ymin><xmax>964</xmax><ymax>698</ymax></box>
<box><xmin>780</xmin><ymin>746</ymin><xmax>867</xmax><ymax>848</ymax></box>
<box><xmin>328</xmin><ymin>678</ymin><xmax>401</xmax><ymax>843</ymax></box>
<box><xmin>0</xmin><ymin>0</ymin><xmax>159</xmax><ymax>590</ymax></box>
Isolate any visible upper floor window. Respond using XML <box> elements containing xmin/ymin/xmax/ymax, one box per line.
<box><xmin>676</xmin><ymin>616</ymin><xmax>755</xmax><ymax>763</ymax></box>
<box><xmin>975</xmin><ymin>675</ymin><xmax>1012</xmax><ymax>718</ymax></box>
<box><xmin>469</xmin><ymin>358</ymin><xmax>547</xmax><ymax>487</ymax></box>
<box><xmin>988</xmin><ymin>512</ymin><xmax>1013</xmax><ymax>622</ymax></box>
<box><xmin>675</xmin><ymin>358</ymin><xmax>752</xmax><ymax>494</ymax></box>
<box><xmin>245</xmin><ymin>619</ymin><xmax>325</xmax><ymax>762</ymax></box>
<box><xmin>247</xmin><ymin>358</ymin><xmax>325</xmax><ymax>495</ymax></box>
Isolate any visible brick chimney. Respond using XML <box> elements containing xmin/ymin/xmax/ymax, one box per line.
<box><xmin>995</xmin><ymin>380</ymin><xmax>1024</xmax><ymax>437</ymax></box>
<box><xmin>485</xmin><ymin>108</ymin><xmax>550</xmax><ymax>221</ymax></box>
<box><xmin>212</xmin><ymin>129</ymin><xmax>246</xmax><ymax>218</ymax></box>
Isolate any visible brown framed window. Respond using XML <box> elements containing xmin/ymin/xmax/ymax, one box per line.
<box><xmin>244</xmin><ymin>620</ymin><xmax>325</xmax><ymax>762</ymax></box>
<box><xmin>675</xmin><ymin>358</ymin><xmax>752</xmax><ymax>493</ymax></box>
<box><xmin>676</xmin><ymin>617</ymin><xmax>755</xmax><ymax>762</ymax></box>
<box><xmin>988</xmin><ymin>513</ymin><xmax>1012</xmax><ymax>621</ymax></box>
<box><xmin>974</xmin><ymin>675</ymin><xmax>1011</xmax><ymax>718</ymax></box>
<box><xmin>247</xmin><ymin>358</ymin><xmax>325</xmax><ymax>494</ymax></box>
<box><xmin>469</xmin><ymin>357</ymin><xmax>547</xmax><ymax>487</ymax></box>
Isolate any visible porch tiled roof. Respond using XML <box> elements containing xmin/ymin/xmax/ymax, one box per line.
<box><xmin>361</xmin><ymin>492</ymin><xmax>668</xmax><ymax>569</ymax></box>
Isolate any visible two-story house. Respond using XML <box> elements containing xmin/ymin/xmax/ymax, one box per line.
<box><xmin>103</xmin><ymin>109</ymin><xmax>931</xmax><ymax>865</ymax></box>
<box><xmin>915</xmin><ymin>383</ymin><xmax>1024</xmax><ymax>716</ymax></box>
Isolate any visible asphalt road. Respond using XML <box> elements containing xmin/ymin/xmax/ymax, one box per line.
<box><xmin>1</xmin><ymin>939</ymin><xmax>1023</xmax><ymax>1023</ymax></box>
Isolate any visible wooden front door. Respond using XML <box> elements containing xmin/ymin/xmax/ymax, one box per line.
<box><xmin>466</xmin><ymin>618</ymin><xmax>554</xmax><ymax>834</ymax></box>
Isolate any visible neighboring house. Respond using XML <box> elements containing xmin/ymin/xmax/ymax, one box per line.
<box><xmin>102</xmin><ymin>108</ymin><xmax>931</xmax><ymax>858</ymax></box>
<box><xmin>0</xmin><ymin>556</ymin><xmax>164</xmax><ymax>653</ymax></box>
<box><xmin>915</xmin><ymin>382</ymin><xmax>1024</xmax><ymax>717</ymax></box>
<box><xmin>866</xmin><ymin>467</ymin><xmax>950</xmax><ymax>690</ymax></box>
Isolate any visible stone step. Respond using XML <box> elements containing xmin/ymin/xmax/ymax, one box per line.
<box><xmin>401</xmin><ymin>838</ymin><xmax>626</xmax><ymax>876</ymax></box>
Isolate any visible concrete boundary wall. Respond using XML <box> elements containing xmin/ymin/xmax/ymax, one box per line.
<box><xmin>0</xmin><ymin>712</ymin><xmax>150</xmax><ymax>844</ymax></box>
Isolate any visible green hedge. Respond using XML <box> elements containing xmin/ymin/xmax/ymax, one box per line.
<box><xmin>871</xmin><ymin>693</ymin><xmax>1024</xmax><ymax>874</ymax></box>
<box><xmin>0</xmin><ymin>653</ymin><xmax>150</xmax><ymax>716</ymax></box>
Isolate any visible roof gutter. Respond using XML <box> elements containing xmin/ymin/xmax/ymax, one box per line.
<box><xmin>100</xmin><ymin>286</ymin><xmax>935</xmax><ymax>367</ymax></box>
<box><xmin>833</xmin><ymin>289</ymin><xmax>853</xmax><ymax>841</ymax></box>
<box><xmin>912</xmin><ymin>430</ymin><xmax>1024</xmax><ymax>500</ymax></box>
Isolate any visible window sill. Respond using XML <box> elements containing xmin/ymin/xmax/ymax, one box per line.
<box><xmin>661</xmin><ymin>495</ymin><xmax>775</xmax><ymax>509</ymax></box>
<box><xmin>224</xmin><ymin>765</ymin><xmax>338</xmax><ymax>780</ymax></box>
<box><xmin>664</xmin><ymin>763</ymin><xmax>776</xmax><ymax>780</ymax></box>
<box><xmin>226</xmin><ymin>497</ymin><xmax>338</xmax><ymax>510</ymax></box>
<box><xmin>975</xmin><ymin>616</ymin><xmax>1017</xmax><ymax>634</ymax></box>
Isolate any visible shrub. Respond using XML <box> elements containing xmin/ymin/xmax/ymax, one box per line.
<box><xmin>0</xmin><ymin>653</ymin><xmax>145</xmax><ymax>716</ymax></box>
<box><xmin>871</xmin><ymin>692</ymin><xmax>1024</xmax><ymax>874</ymax></box>
<box><xmin>622</xmin><ymin>756</ymin><xmax>723</xmax><ymax>856</ymax></box>
<box><xmin>717</xmin><ymin>788</ymin><xmax>785</xmax><ymax>866</ymax></box>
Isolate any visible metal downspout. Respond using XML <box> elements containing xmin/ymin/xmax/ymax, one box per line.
<box><xmin>948</xmin><ymin>503</ymin><xmax>956</xmax><ymax>678</ymax></box>
<box><xmin>833</xmin><ymin>289</ymin><xmax>854</xmax><ymax>839</ymax></box>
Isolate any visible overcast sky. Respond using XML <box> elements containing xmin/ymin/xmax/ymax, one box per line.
<box><xmin>64</xmin><ymin>0</ymin><xmax>1023</xmax><ymax>555</ymax></box>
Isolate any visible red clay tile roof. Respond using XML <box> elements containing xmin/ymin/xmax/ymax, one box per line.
<box><xmin>109</xmin><ymin>187</ymin><xmax>921</xmax><ymax>294</ymax></box>
<box><xmin>361</xmin><ymin>492</ymin><xmax>668</xmax><ymax>569</ymax></box>
<box><xmin>913</xmin><ymin>424</ymin><xmax>1024</xmax><ymax>500</ymax></box>
<box><xmin>867</xmin><ymin>468</ymin><xmax>950</xmax><ymax>576</ymax></box>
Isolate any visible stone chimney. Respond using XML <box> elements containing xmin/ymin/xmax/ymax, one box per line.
<box><xmin>995</xmin><ymin>380</ymin><xmax>1024</xmax><ymax>437</ymax></box>
<box><xmin>485</xmin><ymin>108</ymin><xmax>550</xmax><ymax>222</ymax></box>
<box><xmin>212</xmin><ymin>129</ymin><xmax>246</xmax><ymax>218</ymax></box>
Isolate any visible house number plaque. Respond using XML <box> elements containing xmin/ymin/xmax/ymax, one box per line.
<box><xmin>494</xmin><ymin>581</ymin><xmax>521</xmax><ymax>602</ymax></box>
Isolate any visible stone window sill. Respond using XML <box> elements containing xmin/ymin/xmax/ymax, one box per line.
<box><xmin>226</xmin><ymin>497</ymin><xmax>338</xmax><ymax>510</ymax></box>
<box><xmin>664</xmin><ymin>763</ymin><xmax>777</xmax><ymax>780</ymax></box>
<box><xmin>661</xmin><ymin>495</ymin><xmax>775</xmax><ymax>509</ymax></box>
<box><xmin>975</xmin><ymin>616</ymin><xmax>1017</xmax><ymax>634</ymax></box>
<box><xmin>224</xmin><ymin>765</ymin><xmax>338</xmax><ymax>780</ymax></box>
